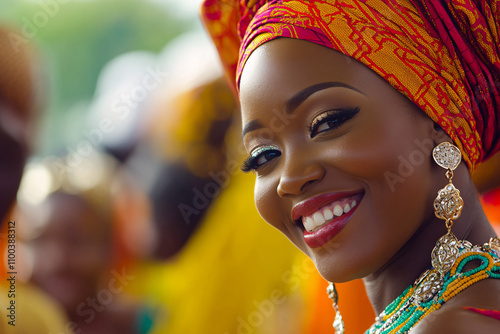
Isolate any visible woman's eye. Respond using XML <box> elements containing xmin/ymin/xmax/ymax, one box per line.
<box><xmin>241</xmin><ymin>145</ymin><xmax>281</xmax><ymax>172</ymax></box>
<box><xmin>255</xmin><ymin>150</ymin><xmax>280</xmax><ymax>166</ymax></box>
<box><xmin>309</xmin><ymin>107</ymin><xmax>360</xmax><ymax>138</ymax></box>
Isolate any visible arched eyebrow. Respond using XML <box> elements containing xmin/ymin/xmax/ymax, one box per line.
<box><xmin>242</xmin><ymin>119</ymin><xmax>263</xmax><ymax>139</ymax></box>
<box><xmin>285</xmin><ymin>81</ymin><xmax>365</xmax><ymax>114</ymax></box>
<box><xmin>242</xmin><ymin>81</ymin><xmax>365</xmax><ymax>138</ymax></box>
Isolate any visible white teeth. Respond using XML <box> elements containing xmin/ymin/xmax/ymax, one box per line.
<box><xmin>304</xmin><ymin>216</ymin><xmax>315</xmax><ymax>232</ymax></box>
<box><xmin>344</xmin><ymin>203</ymin><xmax>351</xmax><ymax>213</ymax></box>
<box><xmin>324</xmin><ymin>208</ymin><xmax>334</xmax><ymax>220</ymax></box>
<box><xmin>301</xmin><ymin>198</ymin><xmax>359</xmax><ymax>232</ymax></box>
<box><xmin>313</xmin><ymin>212</ymin><xmax>325</xmax><ymax>225</ymax></box>
<box><xmin>333</xmin><ymin>205</ymin><xmax>343</xmax><ymax>217</ymax></box>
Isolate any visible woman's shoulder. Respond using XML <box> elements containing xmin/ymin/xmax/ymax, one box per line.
<box><xmin>411</xmin><ymin>306</ymin><xmax>500</xmax><ymax>333</ymax></box>
<box><xmin>411</xmin><ymin>279</ymin><xmax>500</xmax><ymax>333</ymax></box>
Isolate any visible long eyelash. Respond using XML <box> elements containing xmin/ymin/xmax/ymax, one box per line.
<box><xmin>241</xmin><ymin>155</ymin><xmax>256</xmax><ymax>172</ymax></box>
<box><xmin>241</xmin><ymin>145</ymin><xmax>280</xmax><ymax>173</ymax></box>
<box><xmin>308</xmin><ymin>107</ymin><xmax>360</xmax><ymax>137</ymax></box>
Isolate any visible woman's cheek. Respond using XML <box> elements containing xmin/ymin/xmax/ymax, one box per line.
<box><xmin>254</xmin><ymin>177</ymin><xmax>282</xmax><ymax>229</ymax></box>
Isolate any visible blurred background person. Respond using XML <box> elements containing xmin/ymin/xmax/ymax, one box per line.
<box><xmin>16</xmin><ymin>150</ymin><xmax>156</xmax><ymax>334</ymax></box>
<box><xmin>0</xmin><ymin>24</ymin><xmax>41</xmax><ymax>227</ymax></box>
<box><xmin>0</xmin><ymin>23</ymin><xmax>72</xmax><ymax>334</ymax></box>
<box><xmin>0</xmin><ymin>2</ymin><xmax>185</xmax><ymax>332</ymax></box>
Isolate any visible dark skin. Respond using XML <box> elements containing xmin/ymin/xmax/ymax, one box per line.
<box><xmin>30</xmin><ymin>193</ymin><xmax>139</xmax><ymax>334</ymax></box>
<box><xmin>239</xmin><ymin>38</ymin><xmax>500</xmax><ymax>332</ymax></box>
<box><xmin>0</xmin><ymin>101</ymin><xmax>30</xmax><ymax>223</ymax></box>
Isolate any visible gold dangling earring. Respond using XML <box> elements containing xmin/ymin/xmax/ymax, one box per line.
<box><xmin>414</xmin><ymin>141</ymin><xmax>465</xmax><ymax>304</ymax></box>
<box><xmin>430</xmin><ymin>141</ymin><xmax>464</xmax><ymax>276</ymax></box>
<box><xmin>327</xmin><ymin>282</ymin><xmax>345</xmax><ymax>334</ymax></box>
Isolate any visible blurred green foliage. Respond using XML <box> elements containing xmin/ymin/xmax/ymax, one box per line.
<box><xmin>0</xmin><ymin>0</ymin><xmax>192</xmax><ymax>152</ymax></box>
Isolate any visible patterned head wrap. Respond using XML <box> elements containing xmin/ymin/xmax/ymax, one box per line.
<box><xmin>201</xmin><ymin>0</ymin><xmax>500</xmax><ymax>171</ymax></box>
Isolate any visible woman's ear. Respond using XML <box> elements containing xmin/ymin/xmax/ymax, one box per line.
<box><xmin>431</xmin><ymin>122</ymin><xmax>452</xmax><ymax>144</ymax></box>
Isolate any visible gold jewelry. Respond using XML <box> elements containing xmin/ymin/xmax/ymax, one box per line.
<box><xmin>327</xmin><ymin>282</ymin><xmax>345</xmax><ymax>334</ymax></box>
<box><xmin>367</xmin><ymin>141</ymin><xmax>500</xmax><ymax>333</ymax></box>
<box><xmin>369</xmin><ymin>237</ymin><xmax>500</xmax><ymax>334</ymax></box>
<box><xmin>414</xmin><ymin>141</ymin><xmax>464</xmax><ymax>303</ymax></box>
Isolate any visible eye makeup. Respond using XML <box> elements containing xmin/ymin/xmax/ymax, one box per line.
<box><xmin>241</xmin><ymin>144</ymin><xmax>281</xmax><ymax>172</ymax></box>
<box><xmin>240</xmin><ymin>107</ymin><xmax>360</xmax><ymax>172</ymax></box>
<box><xmin>309</xmin><ymin>107</ymin><xmax>360</xmax><ymax>138</ymax></box>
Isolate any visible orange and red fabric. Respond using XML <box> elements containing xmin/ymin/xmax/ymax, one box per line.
<box><xmin>201</xmin><ymin>0</ymin><xmax>500</xmax><ymax>171</ymax></box>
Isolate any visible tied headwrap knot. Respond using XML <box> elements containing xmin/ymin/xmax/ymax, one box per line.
<box><xmin>201</xmin><ymin>0</ymin><xmax>500</xmax><ymax>171</ymax></box>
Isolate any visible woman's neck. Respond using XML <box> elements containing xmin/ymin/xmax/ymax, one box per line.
<box><xmin>362</xmin><ymin>176</ymin><xmax>497</xmax><ymax>315</ymax></box>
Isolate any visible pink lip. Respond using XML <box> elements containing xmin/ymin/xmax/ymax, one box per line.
<box><xmin>291</xmin><ymin>191</ymin><xmax>364</xmax><ymax>248</ymax></box>
<box><xmin>292</xmin><ymin>191</ymin><xmax>363</xmax><ymax>221</ymax></box>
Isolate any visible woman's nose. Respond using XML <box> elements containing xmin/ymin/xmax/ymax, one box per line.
<box><xmin>277</xmin><ymin>158</ymin><xmax>325</xmax><ymax>197</ymax></box>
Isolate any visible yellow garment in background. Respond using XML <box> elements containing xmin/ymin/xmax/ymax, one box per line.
<box><xmin>129</xmin><ymin>171</ymin><xmax>309</xmax><ymax>334</ymax></box>
<box><xmin>0</xmin><ymin>283</ymin><xmax>72</xmax><ymax>334</ymax></box>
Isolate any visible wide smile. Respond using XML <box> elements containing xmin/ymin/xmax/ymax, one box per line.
<box><xmin>292</xmin><ymin>191</ymin><xmax>364</xmax><ymax>248</ymax></box>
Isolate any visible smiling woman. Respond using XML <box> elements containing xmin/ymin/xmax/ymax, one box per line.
<box><xmin>201</xmin><ymin>0</ymin><xmax>500</xmax><ymax>333</ymax></box>
<box><xmin>239</xmin><ymin>38</ymin><xmax>442</xmax><ymax>279</ymax></box>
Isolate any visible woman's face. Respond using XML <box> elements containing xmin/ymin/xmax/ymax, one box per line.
<box><xmin>239</xmin><ymin>38</ymin><xmax>441</xmax><ymax>282</ymax></box>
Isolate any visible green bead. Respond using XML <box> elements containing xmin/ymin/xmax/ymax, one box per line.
<box><xmin>366</xmin><ymin>249</ymin><xmax>499</xmax><ymax>334</ymax></box>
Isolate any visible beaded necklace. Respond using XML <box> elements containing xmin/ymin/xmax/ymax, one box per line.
<box><xmin>366</xmin><ymin>237</ymin><xmax>500</xmax><ymax>334</ymax></box>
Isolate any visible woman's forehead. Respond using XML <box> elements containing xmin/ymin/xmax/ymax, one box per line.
<box><xmin>239</xmin><ymin>38</ymin><xmax>390</xmax><ymax>120</ymax></box>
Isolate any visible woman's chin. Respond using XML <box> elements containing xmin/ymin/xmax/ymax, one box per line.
<box><xmin>312</xmin><ymin>257</ymin><xmax>366</xmax><ymax>283</ymax></box>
